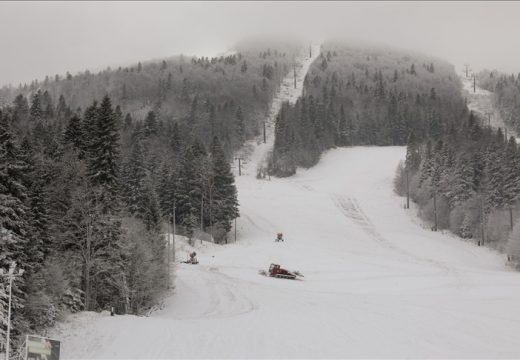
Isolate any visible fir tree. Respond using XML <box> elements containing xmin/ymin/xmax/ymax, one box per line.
<box><xmin>30</xmin><ymin>90</ymin><xmax>43</xmax><ymax>120</ymax></box>
<box><xmin>144</xmin><ymin>111</ymin><xmax>158</xmax><ymax>137</ymax></box>
<box><xmin>235</xmin><ymin>106</ymin><xmax>245</xmax><ymax>142</ymax></box>
<box><xmin>63</xmin><ymin>115</ymin><xmax>84</xmax><ymax>156</ymax></box>
<box><xmin>124</xmin><ymin>140</ymin><xmax>147</xmax><ymax>215</ymax></box>
<box><xmin>0</xmin><ymin>112</ymin><xmax>30</xmax><ymax>342</ymax></box>
<box><xmin>210</xmin><ymin>137</ymin><xmax>239</xmax><ymax>241</ymax></box>
<box><xmin>87</xmin><ymin>96</ymin><xmax>120</xmax><ymax>213</ymax></box>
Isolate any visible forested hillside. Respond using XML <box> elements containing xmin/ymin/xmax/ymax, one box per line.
<box><xmin>476</xmin><ymin>70</ymin><xmax>520</xmax><ymax>134</ymax></box>
<box><xmin>0</xmin><ymin>42</ymin><xmax>298</xmax><ymax>155</ymax></box>
<box><xmin>269</xmin><ymin>42</ymin><xmax>464</xmax><ymax>176</ymax></box>
<box><xmin>0</xmin><ymin>41</ymin><xmax>301</xmax><ymax>349</ymax></box>
<box><xmin>393</xmin><ymin>70</ymin><xmax>520</xmax><ymax>266</ymax></box>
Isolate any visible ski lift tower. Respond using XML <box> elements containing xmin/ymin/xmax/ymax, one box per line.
<box><xmin>0</xmin><ymin>262</ymin><xmax>24</xmax><ymax>360</ymax></box>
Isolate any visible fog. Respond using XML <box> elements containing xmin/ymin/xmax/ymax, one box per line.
<box><xmin>1</xmin><ymin>1</ymin><xmax>519</xmax><ymax>86</ymax></box>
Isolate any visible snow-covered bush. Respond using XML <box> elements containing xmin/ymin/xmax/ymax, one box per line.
<box><xmin>449</xmin><ymin>199</ymin><xmax>479</xmax><ymax>239</ymax></box>
<box><xmin>485</xmin><ymin>210</ymin><xmax>511</xmax><ymax>250</ymax></box>
<box><xmin>121</xmin><ymin>217</ymin><xmax>168</xmax><ymax>315</ymax></box>
<box><xmin>393</xmin><ymin>161</ymin><xmax>406</xmax><ymax>196</ymax></box>
<box><xmin>420</xmin><ymin>195</ymin><xmax>450</xmax><ymax>230</ymax></box>
<box><xmin>507</xmin><ymin>222</ymin><xmax>520</xmax><ymax>268</ymax></box>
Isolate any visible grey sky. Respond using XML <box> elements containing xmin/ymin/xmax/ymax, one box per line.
<box><xmin>1</xmin><ymin>1</ymin><xmax>519</xmax><ymax>87</ymax></box>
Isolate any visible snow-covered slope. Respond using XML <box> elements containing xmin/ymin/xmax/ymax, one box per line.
<box><xmin>234</xmin><ymin>44</ymin><xmax>321</xmax><ymax>177</ymax></box>
<box><xmin>461</xmin><ymin>73</ymin><xmax>518</xmax><ymax>139</ymax></box>
<box><xmin>50</xmin><ymin>49</ymin><xmax>520</xmax><ymax>358</ymax></box>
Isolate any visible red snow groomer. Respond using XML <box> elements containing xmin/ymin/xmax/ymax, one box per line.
<box><xmin>259</xmin><ymin>263</ymin><xmax>303</xmax><ymax>280</ymax></box>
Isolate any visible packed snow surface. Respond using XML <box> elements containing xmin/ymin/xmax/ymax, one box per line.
<box><xmin>51</xmin><ymin>49</ymin><xmax>520</xmax><ymax>358</ymax></box>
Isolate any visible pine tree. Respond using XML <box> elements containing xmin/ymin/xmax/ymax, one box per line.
<box><xmin>405</xmin><ymin>131</ymin><xmax>421</xmax><ymax>171</ymax></box>
<box><xmin>82</xmin><ymin>101</ymin><xmax>98</xmax><ymax>154</ymax></box>
<box><xmin>235</xmin><ymin>106</ymin><xmax>245</xmax><ymax>142</ymax></box>
<box><xmin>87</xmin><ymin>96</ymin><xmax>120</xmax><ymax>213</ymax></box>
<box><xmin>157</xmin><ymin>162</ymin><xmax>176</xmax><ymax>218</ymax></box>
<box><xmin>176</xmin><ymin>147</ymin><xmax>198</xmax><ymax>241</ymax></box>
<box><xmin>124</xmin><ymin>140</ymin><xmax>147</xmax><ymax>215</ymax></box>
<box><xmin>210</xmin><ymin>137</ymin><xmax>239</xmax><ymax>241</ymax></box>
<box><xmin>12</xmin><ymin>94</ymin><xmax>29</xmax><ymax>122</ymax></box>
<box><xmin>139</xmin><ymin>180</ymin><xmax>162</xmax><ymax>233</ymax></box>
<box><xmin>30</xmin><ymin>90</ymin><xmax>43</xmax><ymax>120</ymax></box>
<box><xmin>63</xmin><ymin>115</ymin><xmax>84</xmax><ymax>156</ymax></box>
<box><xmin>55</xmin><ymin>94</ymin><xmax>69</xmax><ymax>122</ymax></box>
<box><xmin>19</xmin><ymin>138</ymin><xmax>49</xmax><ymax>265</ymax></box>
<box><xmin>169</xmin><ymin>122</ymin><xmax>182</xmax><ymax>154</ymax></box>
<box><xmin>144</xmin><ymin>111</ymin><xmax>158</xmax><ymax>137</ymax></box>
<box><xmin>41</xmin><ymin>90</ymin><xmax>54</xmax><ymax>119</ymax></box>
<box><xmin>0</xmin><ymin>112</ymin><xmax>30</xmax><ymax>342</ymax></box>
<box><xmin>503</xmin><ymin>137</ymin><xmax>520</xmax><ymax>210</ymax></box>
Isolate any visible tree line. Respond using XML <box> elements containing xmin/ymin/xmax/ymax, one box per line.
<box><xmin>476</xmin><ymin>70</ymin><xmax>520</xmax><ymax>134</ymax></box>
<box><xmin>0</xmin><ymin>43</ymin><xmax>298</xmax><ymax>158</ymax></box>
<box><xmin>269</xmin><ymin>43</ymin><xmax>464</xmax><ymax>176</ymax></box>
<box><xmin>0</xmin><ymin>41</ymin><xmax>302</xmax><ymax>353</ymax></box>
<box><xmin>395</xmin><ymin>110</ymin><xmax>520</xmax><ymax>265</ymax></box>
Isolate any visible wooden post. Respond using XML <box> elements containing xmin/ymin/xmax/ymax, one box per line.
<box><xmin>85</xmin><ymin>213</ymin><xmax>91</xmax><ymax>311</ymax></box>
<box><xmin>6</xmin><ymin>274</ymin><xmax>13</xmax><ymax>360</ymax></box>
<box><xmin>167</xmin><ymin>220</ymin><xmax>171</xmax><ymax>289</ymax></box>
<box><xmin>433</xmin><ymin>190</ymin><xmax>438</xmax><ymax>231</ymax></box>
<box><xmin>473</xmin><ymin>75</ymin><xmax>476</xmax><ymax>93</ymax></box>
<box><xmin>510</xmin><ymin>205</ymin><xmax>514</xmax><ymax>231</ymax></box>
<box><xmin>480</xmin><ymin>196</ymin><xmax>485</xmax><ymax>246</ymax></box>
<box><xmin>172</xmin><ymin>200</ymin><xmax>176</xmax><ymax>261</ymax></box>
<box><xmin>263</xmin><ymin>121</ymin><xmax>266</xmax><ymax>144</ymax></box>
<box><xmin>200</xmin><ymin>195</ymin><xmax>204</xmax><ymax>231</ymax></box>
<box><xmin>234</xmin><ymin>217</ymin><xmax>237</xmax><ymax>243</ymax></box>
<box><xmin>406</xmin><ymin>167</ymin><xmax>410</xmax><ymax>209</ymax></box>
<box><xmin>235</xmin><ymin>157</ymin><xmax>242</xmax><ymax>176</ymax></box>
<box><xmin>209</xmin><ymin>183</ymin><xmax>213</xmax><ymax>241</ymax></box>
<box><xmin>200</xmin><ymin>194</ymin><xmax>204</xmax><ymax>244</ymax></box>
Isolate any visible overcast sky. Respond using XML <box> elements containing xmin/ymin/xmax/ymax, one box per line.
<box><xmin>1</xmin><ymin>1</ymin><xmax>519</xmax><ymax>87</ymax></box>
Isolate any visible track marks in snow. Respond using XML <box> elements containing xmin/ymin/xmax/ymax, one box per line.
<box><xmin>332</xmin><ymin>194</ymin><xmax>462</xmax><ymax>281</ymax></box>
<box><xmin>170</xmin><ymin>266</ymin><xmax>257</xmax><ymax>320</ymax></box>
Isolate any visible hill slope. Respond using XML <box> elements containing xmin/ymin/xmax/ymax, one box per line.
<box><xmin>49</xmin><ymin>44</ymin><xmax>520</xmax><ymax>357</ymax></box>
<box><xmin>50</xmin><ymin>145</ymin><xmax>520</xmax><ymax>358</ymax></box>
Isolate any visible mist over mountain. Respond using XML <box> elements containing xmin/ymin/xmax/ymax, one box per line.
<box><xmin>2</xmin><ymin>2</ymin><xmax>520</xmax><ymax>87</ymax></box>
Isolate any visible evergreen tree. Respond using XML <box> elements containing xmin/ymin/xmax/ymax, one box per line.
<box><xmin>63</xmin><ymin>115</ymin><xmax>84</xmax><ymax>156</ymax></box>
<box><xmin>0</xmin><ymin>112</ymin><xmax>30</xmax><ymax>342</ymax></box>
<box><xmin>210</xmin><ymin>137</ymin><xmax>239</xmax><ymax>241</ymax></box>
<box><xmin>144</xmin><ymin>111</ymin><xmax>158</xmax><ymax>137</ymax></box>
<box><xmin>124</xmin><ymin>140</ymin><xmax>147</xmax><ymax>215</ymax></box>
<box><xmin>87</xmin><ymin>96</ymin><xmax>120</xmax><ymax>213</ymax></box>
<box><xmin>139</xmin><ymin>180</ymin><xmax>162</xmax><ymax>233</ymax></box>
<box><xmin>176</xmin><ymin>147</ymin><xmax>198</xmax><ymax>241</ymax></box>
<box><xmin>30</xmin><ymin>90</ymin><xmax>43</xmax><ymax>120</ymax></box>
<box><xmin>235</xmin><ymin>106</ymin><xmax>245</xmax><ymax>142</ymax></box>
<box><xmin>55</xmin><ymin>94</ymin><xmax>69</xmax><ymax>122</ymax></box>
<box><xmin>12</xmin><ymin>94</ymin><xmax>30</xmax><ymax>122</ymax></box>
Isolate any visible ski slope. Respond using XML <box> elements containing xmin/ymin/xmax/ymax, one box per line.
<box><xmin>461</xmin><ymin>72</ymin><xmax>518</xmax><ymax>140</ymax></box>
<box><xmin>50</xmin><ymin>48</ymin><xmax>520</xmax><ymax>358</ymax></box>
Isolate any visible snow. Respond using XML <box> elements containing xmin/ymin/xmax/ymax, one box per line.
<box><xmin>49</xmin><ymin>48</ymin><xmax>520</xmax><ymax>358</ymax></box>
<box><xmin>234</xmin><ymin>44</ymin><xmax>321</xmax><ymax>177</ymax></box>
<box><xmin>461</xmin><ymin>72</ymin><xmax>519</xmax><ymax>140</ymax></box>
